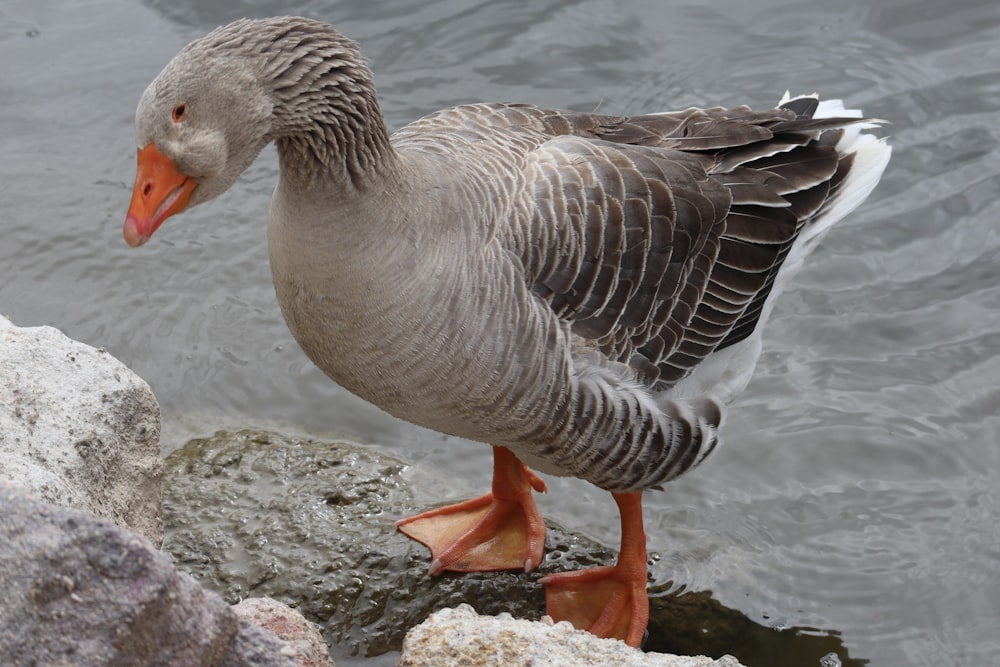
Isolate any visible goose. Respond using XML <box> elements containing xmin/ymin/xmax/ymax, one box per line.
<box><xmin>124</xmin><ymin>16</ymin><xmax>890</xmax><ymax>647</ymax></box>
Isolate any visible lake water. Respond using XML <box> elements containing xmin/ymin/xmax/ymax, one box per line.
<box><xmin>2</xmin><ymin>0</ymin><xmax>998</xmax><ymax>665</ymax></box>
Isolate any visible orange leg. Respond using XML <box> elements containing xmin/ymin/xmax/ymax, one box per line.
<box><xmin>396</xmin><ymin>445</ymin><xmax>547</xmax><ymax>574</ymax></box>
<box><xmin>541</xmin><ymin>491</ymin><xmax>649</xmax><ymax>647</ymax></box>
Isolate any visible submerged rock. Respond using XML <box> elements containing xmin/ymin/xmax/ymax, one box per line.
<box><xmin>399</xmin><ymin>604</ymin><xmax>745</xmax><ymax>667</ymax></box>
<box><xmin>0</xmin><ymin>483</ymin><xmax>297</xmax><ymax>667</ymax></box>
<box><xmin>0</xmin><ymin>315</ymin><xmax>162</xmax><ymax>544</ymax></box>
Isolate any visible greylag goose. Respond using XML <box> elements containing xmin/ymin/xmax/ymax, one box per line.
<box><xmin>124</xmin><ymin>16</ymin><xmax>890</xmax><ymax>646</ymax></box>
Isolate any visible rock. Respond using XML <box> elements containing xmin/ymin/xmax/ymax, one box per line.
<box><xmin>162</xmin><ymin>430</ymin><xmax>616</xmax><ymax>661</ymax></box>
<box><xmin>233</xmin><ymin>597</ymin><xmax>336</xmax><ymax>667</ymax></box>
<box><xmin>0</xmin><ymin>482</ymin><xmax>297</xmax><ymax>667</ymax></box>
<box><xmin>0</xmin><ymin>315</ymin><xmax>163</xmax><ymax>544</ymax></box>
<box><xmin>398</xmin><ymin>604</ymin><xmax>746</xmax><ymax>667</ymax></box>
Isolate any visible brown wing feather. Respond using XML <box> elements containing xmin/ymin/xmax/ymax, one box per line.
<box><xmin>519</xmin><ymin>136</ymin><xmax>727</xmax><ymax>372</ymax></box>
<box><xmin>510</xmin><ymin>101</ymin><xmax>864</xmax><ymax>388</ymax></box>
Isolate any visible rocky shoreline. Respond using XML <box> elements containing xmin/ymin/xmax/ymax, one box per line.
<box><xmin>0</xmin><ymin>315</ymin><xmax>744</xmax><ymax>667</ymax></box>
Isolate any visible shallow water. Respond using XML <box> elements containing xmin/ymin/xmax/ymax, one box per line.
<box><xmin>2</xmin><ymin>0</ymin><xmax>999</xmax><ymax>665</ymax></box>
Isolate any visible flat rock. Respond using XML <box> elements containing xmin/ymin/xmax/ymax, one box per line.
<box><xmin>162</xmin><ymin>429</ymin><xmax>617</xmax><ymax>661</ymax></box>
<box><xmin>0</xmin><ymin>482</ymin><xmax>297</xmax><ymax>667</ymax></box>
<box><xmin>399</xmin><ymin>604</ymin><xmax>745</xmax><ymax>667</ymax></box>
<box><xmin>0</xmin><ymin>315</ymin><xmax>163</xmax><ymax>543</ymax></box>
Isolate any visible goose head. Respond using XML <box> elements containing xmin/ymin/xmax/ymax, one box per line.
<box><xmin>124</xmin><ymin>18</ymin><xmax>389</xmax><ymax>247</ymax></box>
<box><xmin>123</xmin><ymin>38</ymin><xmax>274</xmax><ymax>247</ymax></box>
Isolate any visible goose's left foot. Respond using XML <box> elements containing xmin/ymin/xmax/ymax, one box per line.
<box><xmin>541</xmin><ymin>491</ymin><xmax>649</xmax><ymax>647</ymax></box>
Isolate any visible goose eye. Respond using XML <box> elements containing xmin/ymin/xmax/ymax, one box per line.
<box><xmin>172</xmin><ymin>103</ymin><xmax>188</xmax><ymax>122</ymax></box>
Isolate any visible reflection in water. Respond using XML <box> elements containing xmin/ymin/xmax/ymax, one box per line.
<box><xmin>647</xmin><ymin>584</ymin><xmax>867</xmax><ymax>667</ymax></box>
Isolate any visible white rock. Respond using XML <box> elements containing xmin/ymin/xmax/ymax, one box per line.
<box><xmin>0</xmin><ymin>315</ymin><xmax>162</xmax><ymax>544</ymax></box>
<box><xmin>399</xmin><ymin>604</ymin><xmax>746</xmax><ymax>667</ymax></box>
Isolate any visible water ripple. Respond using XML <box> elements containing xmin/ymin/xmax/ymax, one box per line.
<box><xmin>2</xmin><ymin>1</ymin><xmax>999</xmax><ymax>665</ymax></box>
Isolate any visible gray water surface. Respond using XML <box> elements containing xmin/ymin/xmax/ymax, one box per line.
<box><xmin>2</xmin><ymin>1</ymin><xmax>999</xmax><ymax>665</ymax></box>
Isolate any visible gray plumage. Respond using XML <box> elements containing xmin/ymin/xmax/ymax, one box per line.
<box><xmin>134</xmin><ymin>17</ymin><xmax>890</xmax><ymax>492</ymax></box>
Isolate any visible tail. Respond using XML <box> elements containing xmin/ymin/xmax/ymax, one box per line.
<box><xmin>778</xmin><ymin>92</ymin><xmax>892</xmax><ymax>271</ymax></box>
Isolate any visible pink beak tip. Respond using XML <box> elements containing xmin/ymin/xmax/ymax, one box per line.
<box><xmin>123</xmin><ymin>215</ymin><xmax>150</xmax><ymax>248</ymax></box>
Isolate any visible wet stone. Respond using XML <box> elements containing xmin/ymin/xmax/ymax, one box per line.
<box><xmin>162</xmin><ymin>429</ymin><xmax>617</xmax><ymax>660</ymax></box>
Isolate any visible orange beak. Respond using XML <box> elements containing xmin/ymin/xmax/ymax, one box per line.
<box><xmin>123</xmin><ymin>143</ymin><xmax>197</xmax><ymax>247</ymax></box>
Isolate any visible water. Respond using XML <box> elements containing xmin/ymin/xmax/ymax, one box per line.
<box><xmin>2</xmin><ymin>0</ymin><xmax>999</xmax><ymax>665</ymax></box>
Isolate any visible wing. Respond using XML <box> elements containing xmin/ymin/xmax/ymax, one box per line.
<box><xmin>509</xmin><ymin>103</ymin><xmax>854</xmax><ymax>389</ymax></box>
